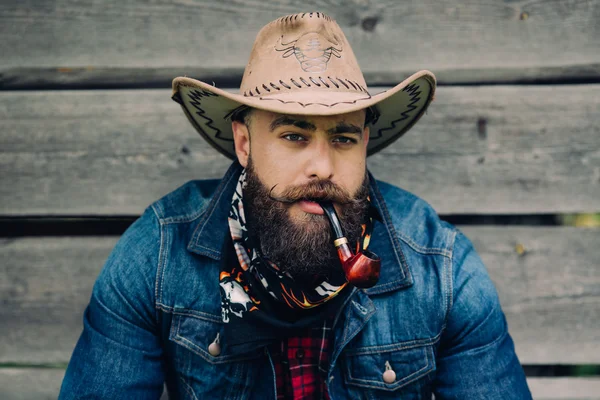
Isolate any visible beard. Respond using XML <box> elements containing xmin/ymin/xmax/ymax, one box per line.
<box><xmin>243</xmin><ymin>158</ymin><xmax>370</xmax><ymax>282</ymax></box>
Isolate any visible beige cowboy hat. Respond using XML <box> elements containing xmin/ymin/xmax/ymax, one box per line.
<box><xmin>172</xmin><ymin>12</ymin><xmax>436</xmax><ymax>159</ymax></box>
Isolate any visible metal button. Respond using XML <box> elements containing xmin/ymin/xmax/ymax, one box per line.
<box><xmin>296</xmin><ymin>349</ymin><xmax>304</xmax><ymax>359</ymax></box>
<box><xmin>383</xmin><ymin>361</ymin><xmax>396</xmax><ymax>384</ymax></box>
<box><xmin>208</xmin><ymin>341</ymin><xmax>221</xmax><ymax>356</ymax></box>
<box><xmin>208</xmin><ymin>333</ymin><xmax>221</xmax><ymax>357</ymax></box>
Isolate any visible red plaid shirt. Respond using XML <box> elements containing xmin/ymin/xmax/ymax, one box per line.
<box><xmin>270</xmin><ymin>320</ymin><xmax>333</xmax><ymax>400</ymax></box>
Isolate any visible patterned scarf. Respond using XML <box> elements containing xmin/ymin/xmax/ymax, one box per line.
<box><xmin>220</xmin><ymin>169</ymin><xmax>374</xmax><ymax>326</ymax></box>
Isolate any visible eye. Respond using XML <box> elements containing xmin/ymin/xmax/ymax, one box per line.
<box><xmin>282</xmin><ymin>133</ymin><xmax>307</xmax><ymax>142</ymax></box>
<box><xmin>332</xmin><ymin>136</ymin><xmax>358</xmax><ymax>144</ymax></box>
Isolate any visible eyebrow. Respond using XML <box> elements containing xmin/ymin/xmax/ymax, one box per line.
<box><xmin>269</xmin><ymin>116</ymin><xmax>316</xmax><ymax>132</ymax></box>
<box><xmin>326</xmin><ymin>122</ymin><xmax>363</xmax><ymax>136</ymax></box>
<box><xmin>270</xmin><ymin>116</ymin><xmax>363</xmax><ymax>137</ymax></box>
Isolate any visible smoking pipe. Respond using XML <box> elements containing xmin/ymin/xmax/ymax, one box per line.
<box><xmin>319</xmin><ymin>201</ymin><xmax>381</xmax><ymax>289</ymax></box>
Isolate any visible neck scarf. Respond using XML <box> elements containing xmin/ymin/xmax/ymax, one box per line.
<box><xmin>220</xmin><ymin>169</ymin><xmax>375</xmax><ymax>328</ymax></box>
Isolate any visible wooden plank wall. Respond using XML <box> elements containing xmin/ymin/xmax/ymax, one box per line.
<box><xmin>1</xmin><ymin>1</ymin><xmax>600</xmax><ymax>399</ymax></box>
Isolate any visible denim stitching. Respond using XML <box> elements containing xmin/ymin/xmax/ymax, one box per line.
<box><xmin>335</xmin><ymin>297</ymin><xmax>376</xmax><ymax>365</ymax></box>
<box><xmin>179</xmin><ymin>376</ymin><xmax>199</xmax><ymax>400</ymax></box>
<box><xmin>368</xmin><ymin>179</ymin><xmax>410</xmax><ymax>285</ymax></box>
<box><xmin>156</xmin><ymin>303</ymin><xmax>222</xmax><ymax>323</ymax></box>
<box><xmin>151</xmin><ymin>205</ymin><xmax>166</xmax><ymax>306</ymax></box>
<box><xmin>344</xmin><ymin>332</ymin><xmax>441</xmax><ymax>356</ymax></box>
<box><xmin>160</xmin><ymin>206</ymin><xmax>209</xmax><ymax>224</ymax></box>
<box><xmin>172</xmin><ymin>315</ymin><xmax>260</xmax><ymax>364</ymax></box>
<box><xmin>150</xmin><ymin>202</ymin><xmax>164</xmax><ymax>220</ymax></box>
<box><xmin>442</xmin><ymin>230</ymin><xmax>456</xmax><ymax>331</ymax></box>
<box><xmin>344</xmin><ymin>345</ymin><xmax>434</xmax><ymax>390</ymax></box>
<box><xmin>190</xmin><ymin>168</ymin><xmax>239</xmax><ymax>254</ymax></box>
<box><xmin>174</xmin><ymin>333</ymin><xmax>261</xmax><ymax>364</ymax></box>
<box><xmin>187</xmin><ymin>245</ymin><xmax>221</xmax><ymax>259</ymax></box>
<box><xmin>159</xmin><ymin>220</ymin><xmax>172</xmax><ymax>304</ymax></box>
<box><xmin>394</xmin><ymin>231</ymin><xmax>452</xmax><ymax>258</ymax></box>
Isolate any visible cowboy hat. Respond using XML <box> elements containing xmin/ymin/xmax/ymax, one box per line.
<box><xmin>172</xmin><ymin>12</ymin><xmax>436</xmax><ymax>159</ymax></box>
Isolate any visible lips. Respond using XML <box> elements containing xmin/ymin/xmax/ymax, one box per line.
<box><xmin>297</xmin><ymin>200</ymin><xmax>325</xmax><ymax>215</ymax></box>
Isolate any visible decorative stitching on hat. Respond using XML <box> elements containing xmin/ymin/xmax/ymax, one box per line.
<box><xmin>243</xmin><ymin>77</ymin><xmax>367</xmax><ymax>97</ymax></box>
<box><xmin>277</xmin><ymin>12</ymin><xmax>333</xmax><ymax>23</ymax></box>
<box><xmin>328</xmin><ymin>77</ymin><xmax>340</xmax><ymax>88</ymax></box>
<box><xmin>186</xmin><ymin>89</ymin><xmax>222</xmax><ymax>137</ymax></box>
<box><xmin>374</xmin><ymin>84</ymin><xmax>422</xmax><ymax>139</ymax></box>
<box><xmin>257</xmin><ymin>94</ymin><xmax>373</xmax><ymax>108</ymax></box>
<box><xmin>337</xmin><ymin>78</ymin><xmax>350</xmax><ymax>89</ymax></box>
<box><xmin>319</xmin><ymin>77</ymin><xmax>330</xmax><ymax>88</ymax></box>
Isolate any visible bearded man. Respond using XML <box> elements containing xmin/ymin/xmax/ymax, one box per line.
<box><xmin>60</xmin><ymin>12</ymin><xmax>532</xmax><ymax>400</ymax></box>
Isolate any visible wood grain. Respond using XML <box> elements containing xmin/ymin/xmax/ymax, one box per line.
<box><xmin>527</xmin><ymin>378</ymin><xmax>600</xmax><ymax>400</ymax></box>
<box><xmin>0</xmin><ymin>369</ymin><xmax>598</xmax><ymax>400</ymax></box>
<box><xmin>1</xmin><ymin>85</ymin><xmax>598</xmax><ymax>215</ymax></box>
<box><xmin>0</xmin><ymin>369</ymin><xmax>169</xmax><ymax>400</ymax></box>
<box><xmin>0</xmin><ymin>0</ymin><xmax>599</xmax><ymax>85</ymax></box>
<box><xmin>1</xmin><ymin>227</ymin><xmax>598</xmax><ymax>365</ymax></box>
<box><xmin>461</xmin><ymin>226</ymin><xmax>600</xmax><ymax>365</ymax></box>
<box><xmin>3</xmin><ymin>63</ymin><xmax>600</xmax><ymax>90</ymax></box>
<box><xmin>0</xmin><ymin>369</ymin><xmax>64</xmax><ymax>400</ymax></box>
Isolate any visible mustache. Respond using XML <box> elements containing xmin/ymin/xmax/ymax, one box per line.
<box><xmin>268</xmin><ymin>180</ymin><xmax>354</xmax><ymax>205</ymax></box>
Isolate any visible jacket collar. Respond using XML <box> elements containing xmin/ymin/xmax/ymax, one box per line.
<box><xmin>187</xmin><ymin>163</ymin><xmax>413</xmax><ymax>295</ymax></box>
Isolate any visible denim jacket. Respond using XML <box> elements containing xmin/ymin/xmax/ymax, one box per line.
<box><xmin>60</xmin><ymin>163</ymin><xmax>532</xmax><ymax>399</ymax></box>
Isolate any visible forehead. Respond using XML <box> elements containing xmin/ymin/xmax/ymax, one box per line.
<box><xmin>252</xmin><ymin>109</ymin><xmax>366</xmax><ymax>129</ymax></box>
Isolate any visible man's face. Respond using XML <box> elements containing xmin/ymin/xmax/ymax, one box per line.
<box><xmin>233</xmin><ymin>109</ymin><xmax>369</xmax><ymax>217</ymax></box>
<box><xmin>232</xmin><ymin>109</ymin><xmax>370</xmax><ymax>281</ymax></box>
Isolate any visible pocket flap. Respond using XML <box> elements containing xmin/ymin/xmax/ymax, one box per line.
<box><xmin>344</xmin><ymin>344</ymin><xmax>435</xmax><ymax>391</ymax></box>
<box><xmin>169</xmin><ymin>314</ymin><xmax>262</xmax><ymax>364</ymax></box>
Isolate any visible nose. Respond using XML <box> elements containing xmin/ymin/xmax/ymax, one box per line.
<box><xmin>304</xmin><ymin>138</ymin><xmax>334</xmax><ymax>181</ymax></box>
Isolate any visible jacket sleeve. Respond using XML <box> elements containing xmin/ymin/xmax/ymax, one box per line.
<box><xmin>433</xmin><ymin>230</ymin><xmax>532</xmax><ymax>399</ymax></box>
<box><xmin>59</xmin><ymin>206</ymin><xmax>165</xmax><ymax>399</ymax></box>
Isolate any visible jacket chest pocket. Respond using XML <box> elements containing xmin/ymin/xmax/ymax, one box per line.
<box><xmin>343</xmin><ymin>343</ymin><xmax>435</xmax><ymax>399</ymax></box>
<box><xmin>168</xmin><ymin>314</ymin><xmax>264</xmax><ymax>400</ymax></box>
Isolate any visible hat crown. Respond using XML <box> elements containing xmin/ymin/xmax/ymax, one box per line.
<box><xmin>240</xmin><ymin>12</ymin><xmax>368</xmax><ymax>98</ymax></box>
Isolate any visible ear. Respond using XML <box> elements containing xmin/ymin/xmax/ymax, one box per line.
<box><xmin>363</xmin><ymin>126</ymin><xmax>370</xmax><ymax>150</ymax></box>
<box><xmin>232</xmin><ymin>121</ymin><xmax>250</xmax><ymax>167</ymax></box>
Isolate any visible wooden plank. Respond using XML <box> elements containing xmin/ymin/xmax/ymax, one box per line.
<box><xmin>0</xmin><ymin>1</ymin><xmax>599</xmax><ymax>86</ymax></box>
<box><xmin>3</xmin><ymin>64</ymin><xmax>600</xmax><ymax>90</ymax></box>
<box><xmin>0</xmin><ymin>227</ymin><xmax>599</xmax><ymax>365</ymax></box>
<box><xmin>1</xmin><ymin>85</ymin><xmax>599</xmax><ymax>215</ymax></box>
<box><xmin>460</xmin><ymin>227</ymin><xmax>600</xmax><ymax>365</ymax></box>
<box><xmin>0</xmin><ymin>369</ymin><xmax>64</xmax><ymax>400</ymax></box>
<box><xmin>527</xmin><ymin>378</ymin><xmax>600</xmax><ymax>400</ymax></box>
<box><xmin>0</xmin><ymin>370</ymin><xmax>599</xmax><ymax>400</ymax></box>
<box><xmin>0</xmin><ymin>368</ymin><xmax>169</xmax><ymax>400</ymax></box>
<box><xmin>0</xmin><ymin>237</ymin><xmax>117</xmax><ymax>364</ymax></box>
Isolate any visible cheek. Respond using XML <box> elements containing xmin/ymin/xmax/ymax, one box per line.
<box><xmin>337</xmin><ymin>160</ymin><xmax>366</xmax><ymax>195</ymax></box>
<box><xmin>249</xmin><ymin>144</ymin><xmax>294</xmax><ymax>187</ymax></box>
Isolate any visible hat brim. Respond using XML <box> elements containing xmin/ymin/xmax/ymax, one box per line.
<box><xmin>171</xmin><ymin>70</ymin><xmax>436</xmax><ymax>159</ymax></box>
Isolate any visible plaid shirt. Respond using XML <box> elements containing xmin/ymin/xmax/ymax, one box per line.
<box><xmin>270</xmin><ymin>320</ymin><xmax>333</xmax><ymax>400</ymax></box>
